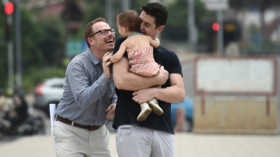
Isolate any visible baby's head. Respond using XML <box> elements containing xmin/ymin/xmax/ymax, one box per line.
<box><xmin>117</xmin><ymin>10</ymin><xmax>141</xmax><ymax>36</ymax></box>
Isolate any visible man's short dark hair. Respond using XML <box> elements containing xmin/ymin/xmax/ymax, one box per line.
<box><xmin>141</xmin><ymin>3</ymin><xmax>168</xmax><ymax>28</ymax></box>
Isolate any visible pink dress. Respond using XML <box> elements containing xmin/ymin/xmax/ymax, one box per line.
<box><xmin>127</xmin><ymin>46</ymin><xmax>160</xmax><ymax>77</ymax></box>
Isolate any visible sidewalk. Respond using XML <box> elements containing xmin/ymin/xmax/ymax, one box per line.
<box><xmin>1</xmin><ymin>133</ymin><xmax>280</xmax><ymax>157</ymax></box>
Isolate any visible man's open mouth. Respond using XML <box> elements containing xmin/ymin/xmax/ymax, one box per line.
<box><xmin>106</xmin><ymin>39</ymin><xmax>114</xmax><ymax>43</ymax></box>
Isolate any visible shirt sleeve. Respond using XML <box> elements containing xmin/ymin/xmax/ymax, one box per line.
<box><xmin>113</xmin><ymin>37</ymin><xmax>126</xmax><ymax>55</ymax></box>
<box><xmin>110</xmin><ymin>89</ymin><xmax>118</xmax><ymax>104</ymax></box>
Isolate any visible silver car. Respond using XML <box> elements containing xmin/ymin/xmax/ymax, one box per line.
<box><xmin>33</xmin><ymin>77</ymin><xmax>64</xmax><ymax>116</ymax></box>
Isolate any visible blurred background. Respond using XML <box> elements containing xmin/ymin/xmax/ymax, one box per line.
<box><xmin>0</xmin><ymin>0</ymin><xmax>279</xmax><ymax>139</ymax></box>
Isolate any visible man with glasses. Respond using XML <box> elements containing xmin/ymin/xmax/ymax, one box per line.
<box><xmin>112</xmin><ymin>3</ymin><xmax>185</xmax><ymax>157</ymax></box>
<box><xmin>53</xmin><ymin>18</ymin><xmax>117</xmax><ymax>157</ymax></box>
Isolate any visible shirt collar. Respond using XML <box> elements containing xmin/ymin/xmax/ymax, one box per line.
<box><xmin>86</xmin><ymin>49</ymin><xmax>100</xmax><ymax>65</ymax></box>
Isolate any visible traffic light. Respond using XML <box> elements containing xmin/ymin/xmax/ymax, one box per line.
<box><xmin>212</xmin><ymin>22</ymin><xmax>220</xmax><ymax>32</ymax></box>
<box><xmin>4</xmin><ymin>1</ymin><xmax>14</xmax><ymax>15</ymax></box>
<box><xmin>203</xmin><ymin>19</ymin><xmax>241</xmax><ymax>53</ymax></box>
<box><xmin>223</xmin><ymin>20</ymin><xmax>241</xmax><ymax>46</ymax></box>
<box><xmin>3</xmin><ymin>1</ymin><xmax>14</xmax><ymax>41</ymax></box>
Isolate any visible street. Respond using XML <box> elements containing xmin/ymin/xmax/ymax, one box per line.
<box><xmin>1</xmin><ymin>132</ymin><xmax>280</xmax><ymax>157</ymax></box>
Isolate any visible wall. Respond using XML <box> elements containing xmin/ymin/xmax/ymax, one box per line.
<box><xmin>194</xmin><ymin>96</ymin><xmax>278</xmax><ymax>134</ymax></box>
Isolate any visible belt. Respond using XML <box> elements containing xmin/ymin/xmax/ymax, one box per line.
<box><xmin>56</xmin><ymin>115</ymin><xmax>100</xmax><ymax>131</ymax></box>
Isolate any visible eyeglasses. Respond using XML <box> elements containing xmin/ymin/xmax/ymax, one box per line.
<box><xmin>90</xmin><ymin>29</ymin><xmax>115</xmax><ymax>36</ymax></box>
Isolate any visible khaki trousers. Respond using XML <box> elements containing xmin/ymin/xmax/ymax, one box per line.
<box><xmin>53</xmin><ymin>121</ymin><xmax>110</xmax><ymax>157</ymax></box>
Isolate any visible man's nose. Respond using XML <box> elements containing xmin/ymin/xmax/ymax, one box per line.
<box><xmin>108</xmin><ymin>32</ymin><xmax>115</xmax><ymax>37</ymax></box>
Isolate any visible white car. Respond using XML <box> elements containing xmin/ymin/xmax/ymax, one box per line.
<box><xmin>33</xmin><ymin>78</ymin><xmax>64</xmax><ymax>116</ymax></box>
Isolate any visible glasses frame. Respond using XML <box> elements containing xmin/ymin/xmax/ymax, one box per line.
<box><xmin>90</xmin><ymin>29</ymin><xmax>115</xmax><ymax>37</ymax></box>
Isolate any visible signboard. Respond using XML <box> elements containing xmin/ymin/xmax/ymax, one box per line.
<box><xmin>194</xmin><ymin>56</ymin><xmax>277</xmax><ymax>95</ymax></box>
<box><xmin>202</xmin><ymin>0</ymin><xmax>229</xmax><ymax>10</ymax></box>
<box><xmin>66</xmin><ymin>40</ymin><xmax>88</xmax><ymax>57</ymax></box>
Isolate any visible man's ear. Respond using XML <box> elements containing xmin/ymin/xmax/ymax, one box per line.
<box><xmin>87</xmin><ymin>37</ymin><xmax>94</xmax><ymax>46</ymax></box>
<box><xmin>157</xmin><ymin>25</ymin><xmax>165</xmax><ymax>32</ymax></box>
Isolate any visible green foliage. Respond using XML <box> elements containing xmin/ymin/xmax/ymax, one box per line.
<box><xmin>163</xmin><ymin>0</ymin><xmax>188</xmax><ymax>40</ymax></box>
<box><xmin>163</xmin><ymin>0</ymin><xmax>211</xmax><ymax>41</ymax></box>
<box><xmin>130</xmin><ymin>0</ymin><xmax>149</xmax><ymax>11</ymax></box>
<box><xmin>74</xmin><ymin>0</ymin><xmax>106</xmax><ymax>40</ymax></box>
<box><xmin>0</xmin><ymin>6</ymin><xmax>8</xmax><ymax>88</ymax></box>
<box><xmin>38</xmin><ymin>17</ymin><xmax>66</xmax><ymax>66</ymax></box>
<box><xmin>20</xmin><ymin>7</ymin><xmax>44</xmax><ymax>67</ymax></box>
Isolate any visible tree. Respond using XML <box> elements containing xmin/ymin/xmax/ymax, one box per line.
<box><xmin>20</xmin><ymin>7</ymin><xmax>44</xmax><ymax>68</ymax></box>
<box><xmin>162</xmin><ymin>0</ymin><xmax>212</xmax><ymax>42</ymax></box>
<box><xmin>0</xmin><ymin>6</ymin><xmax>8</xmax><ymax>88</ymax></box>
<box><xmin>38</xmin><ymin>17</ymin><xmax>66</xmax><ymax>66</ymax></box>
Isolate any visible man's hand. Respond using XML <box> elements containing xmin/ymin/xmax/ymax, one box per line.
<box><xmin>105</xmin><ymin>103</ymin><xmax>116</xmax><ymax>120</ymax></box>
<box><xmin>132</xmin><ymin>88</ymin><xmax>157</xmax><ymax>104</ymax></box>
<box><xmin>102</xmin><ymin>52</ymin><xmax>113</xmax><ymax>78</ymax></box>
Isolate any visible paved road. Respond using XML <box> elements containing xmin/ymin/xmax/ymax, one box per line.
<box><xmin>1</xmin><ymin>133</ymin><xmax>280</xmax><ymax>157</ymax></box>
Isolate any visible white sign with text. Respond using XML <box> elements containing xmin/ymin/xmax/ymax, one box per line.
<box><xmin>195</xmin><ymin>57</ymin><xmax>276</xmax><ymax>94</ymax></box>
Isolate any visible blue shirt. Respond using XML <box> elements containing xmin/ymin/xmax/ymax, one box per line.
<box><xmin>56</xmin><ymin>49</ymin><xmax>117</xmax><ymax>126</ymax></box>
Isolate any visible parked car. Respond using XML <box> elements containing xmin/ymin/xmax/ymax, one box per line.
<box><xmin>33</xmin><ymin>78</ymin><xmax>64</xmax><ymax>116</ymax></box>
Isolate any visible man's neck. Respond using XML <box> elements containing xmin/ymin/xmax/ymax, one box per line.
<box><xmin>91</xmin><ymin>48</ymin><xmax>104</xmax><ymax>61</ymax></box>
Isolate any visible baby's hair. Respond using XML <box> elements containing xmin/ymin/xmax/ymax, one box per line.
<box><xmin>117</xmin><ymin>10</ymin><xmax>141</xmax><ymax>32</ymax></box>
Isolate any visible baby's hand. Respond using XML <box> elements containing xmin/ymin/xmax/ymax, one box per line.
<box><xmin>157</xmin><ymin>66</ymin><xmax>168</xmax><ymax>85</ymax></box>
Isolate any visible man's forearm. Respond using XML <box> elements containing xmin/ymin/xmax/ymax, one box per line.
<box><xmin>153</xmin><ymin>85</ymin><xmax>185</xmax><ymax>103</ymax></box>
<box><xmin>112</xmin><ymin>57</ymin><xmax>164</xmax><ymax>91</ymax></box>
<box><xmin>132</xmin><ymin>73</ymin><xmax>185</xmax><ymax>104</ymax></box>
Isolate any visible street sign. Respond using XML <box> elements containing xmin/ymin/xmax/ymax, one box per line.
<box><xmin>202</xmin><ymin>0</ymin><xmax>228</xmax><ymax>10</ymax></box>
<box><xmin>66</xmin><ymin>40</ymin><xmax>88</xmax><ymax>57</ymax></box>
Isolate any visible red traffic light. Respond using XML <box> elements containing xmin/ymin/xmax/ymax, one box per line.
<box><xmin>212</xmin><ymin>22</ymin><xmax>220</xmax><ymax>31</ymax></box>
<box><xmin>4</xmin><ymin>2</ymin><xmax>14</xmax><ymax>15</ymax></box>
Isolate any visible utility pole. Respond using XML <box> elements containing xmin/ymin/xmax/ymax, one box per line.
<box><xmin>15</xmin><ymin>0</ymin><xmax>22</xmax><ymax>91</ymax></box>
<box><xmin>188</xmin><ymin>0</ymin><xmax>198</xmax><ymax>45</ymax></box>
<box><xmin>4</xmin><ymin>1</ymin><xmax>15</xmax><ymax>92</ymax></box>
<box><xmin>217</xmin><ymin>9</ymin><xmax>224</xmax><ymax>55</ymax></box>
